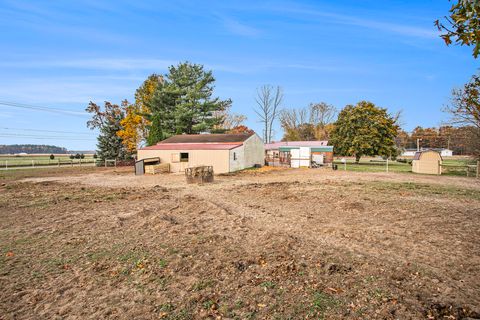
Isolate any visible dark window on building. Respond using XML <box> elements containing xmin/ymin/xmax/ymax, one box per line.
<box><xmin>180</xmin><ymin>152</ymin><xmax>189</xmax><ymax>162</ymax></box>
<box><xmin>233</xmin><ymin>152</ymin><xmax>237</xmax><ymax>160</ymax></box>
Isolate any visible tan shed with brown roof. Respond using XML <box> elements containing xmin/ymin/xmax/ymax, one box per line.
<box><xmin>412</xmin><ymin>150</ymin><xmax>442</xmax><ymax>175</ymax></box>
<box><xmin>137</xmin><ymin>133</ymin><xmax>264</xmax><ymax>174</ymax></box>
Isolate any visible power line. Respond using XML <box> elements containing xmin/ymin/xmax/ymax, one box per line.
<box><xmin>0</xmin><ymin>133</ymin><xmax>96</xmax><ymax>141</ymax></box>
<box><xmin>0</xmin><ymin>100</ymin><xmax>89</xmax><ymax>117</ymax></box>
<box><xmin>0</xmin><ymin>136</ymin><xmax>95</xmax><ymax>141</ymax></box>
<box><xmin>1</xmin><ymin>127</ymin><xmax>94</xmax><ymax>135</ymax></box>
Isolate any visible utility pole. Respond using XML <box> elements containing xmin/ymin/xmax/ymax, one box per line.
<box><xmin>416</xmin><ymin>138</ymin><xmax>422</xmax><ymax>152</ymax></box>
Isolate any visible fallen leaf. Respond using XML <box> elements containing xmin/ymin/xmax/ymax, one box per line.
<box><xmin>326</xmin><ymin>287</ymin><xmax>338</xmax><ymax>293</ymax></box>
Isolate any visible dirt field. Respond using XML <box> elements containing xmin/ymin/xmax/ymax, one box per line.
<box><xmin>1</xmin><ymin>167</ymin><xmax>480</xmax><ymax>319</ymax></box>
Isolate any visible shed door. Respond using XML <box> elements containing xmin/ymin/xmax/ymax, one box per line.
<box><xmin>299</xmin><ymin>147</ymin><xmax>311</xmax><ymax>167</ymax></box>
<box><xmin>135</xmin><ymin>160</ymin><xmax>144</xmax><ymax>175</ymax></box>
<box><xmin>179</xmin><ymin>152</ymin><xmax>189</xmax><ymax>172</ymax></box>
<box><xmin>312</xmin><ymin>154</ymin><xmax>324</xmax><ymax>164</ymax></box>
<box><xmin>291</xmin><ymin>149</ymin><xmax>300</xmax><ymax>168</ymax></box>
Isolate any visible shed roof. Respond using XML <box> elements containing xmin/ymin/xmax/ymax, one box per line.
<box><xmin>265</xmin><ymin>141</ymin><xmax>329</xmax><ymax>150</ymax></box>
<box><xmin>140</xmin><ymin>143</ymin><xmax>243</xmax><ymax>151</ymax></box>
<box><xmin>413</xmin><ymin>150</ymin><xmax>442</xmax><ymax>161</ymax></box>
<box><xmin>159</xmin><ymin>133</ymin><xmax>253</xmax><ymax>144</ymax></box>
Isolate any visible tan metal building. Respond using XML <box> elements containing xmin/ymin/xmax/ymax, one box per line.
<box><xmin>137</xmin><ymin>133</ymin><xmax>264</xmax><ymax>174</ymax></box>
<box><xmin>412</xmin><ymin>150</ymin><xmax>442</xmax><ymax>175</ymax></box>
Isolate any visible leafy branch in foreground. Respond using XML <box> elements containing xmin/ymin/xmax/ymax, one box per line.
<box><xmin>435</xmin><ymin>0</ymin><xmax>480</xmax><ymax>58</ymax></box>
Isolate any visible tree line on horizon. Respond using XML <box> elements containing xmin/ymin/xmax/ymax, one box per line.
<box><xmin>86</xmin><ymin>1</ymin><xmax>480</xmax><ymax>162</ymax></box>
<box><xmin>0</xmin><ymin>144</ymin><xmax>68</xmax><ymax>154</ymax></box>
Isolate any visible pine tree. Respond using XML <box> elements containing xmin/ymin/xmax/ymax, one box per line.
<box><xmin>146</xmin><ymin>62</ymin><xmax>232</xmax><ymax>145</ymax></box>
<box><xmin>86</xmin><ymin>101</ymin><xmax>128</xmax><ymax>160</ymax></box>
<box><xmin>97</xmin><ymin>113</ymin><xmax>127</xmax><ymax>160</ymax></box>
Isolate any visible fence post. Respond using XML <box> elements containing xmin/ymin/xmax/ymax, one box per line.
<box><xmin>58</xmin><ymin>159</ymin><xmax>60</xmax><ymax>167</ymax></box>
<box><xmin>32</xmin><ymin>160</ymin><xmax>34</xmax><ymax>168</ymax></box>
<box><xmin>386</xmin><ymin>158</ymin><xmax>389</xmax><ymax>173</ymax></box>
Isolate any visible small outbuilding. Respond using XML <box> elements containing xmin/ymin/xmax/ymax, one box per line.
<box><xmin>412</xmin><ymin>150</ymin><xmax>442</xmax><ymax>175</ymax></box>
<box><xmin>265</xmin><ymin>141</ymin><xmax>334</xmax><ymax>167</ymax></box>
<box><xmin>137</xmin><ymin>133</ymin><xmax>264</xmax><ymax>174</ymax></box>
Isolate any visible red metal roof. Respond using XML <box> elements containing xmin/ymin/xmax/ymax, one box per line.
<box><xmin>140</xmin><ymin>143</ymin><xmax>243</xmax><ymax>151</ymax></box>
<box><xmin>265</xmin><ymin>141</ymin><xmax>329</xmax><ymax>150</ymax></box>
<box><xmin>159</xmin><ymin>133</ymin><xmax>253</xmax><ymax>144</ymax></box>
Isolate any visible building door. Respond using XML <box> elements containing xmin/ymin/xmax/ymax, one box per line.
<box><xmin>180</xmin><ymin>152</ymin><xmax>189</xmax><ymax>172</ymax></box>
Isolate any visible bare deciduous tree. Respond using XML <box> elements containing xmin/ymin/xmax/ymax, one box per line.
<box><xmin>223</xmin><ymin>113</ymin><xmax>247</xmax><ymax>130</ymax></box>
<box><xmin>445</xmin><ymin>73</ymin><xmax>480</xmax><ymax>158</ymax></box>
<box><xmin>309</xmin><ymin>102</ymin><xmax>336</xmax><ymax>127</ymax></box>
<box><xmin>279</xmin><ymin>102</ymin><xmax>337</xmax><ymax>141</ymax></box>
<box><xmin>213</xmin><ymin>106</ymin><xmax>247</xmax><ymax>131</ymax></box>
<box><xmin>254</xmin><ymin>85</ymin><xmax>283</xmax><ymax>143</ymax></box>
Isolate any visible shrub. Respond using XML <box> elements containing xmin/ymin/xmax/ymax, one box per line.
<box><xmin>69</xmin><ymin>154</ymin><xmax>75</xmax><ymax>160</ymax></box>
<box><xmin>80</xmin><ymin>153</ymin><xmax>85</xmax><ymax>159</ymax></box>
<box><xmin>93</xmin><ymin>154</ymin><xmax>98</xmax><ymax>159</ymax></box>
<box><xmin>75</xmin><ymin>153</ymin><xmax>81</xmax><ymax>159</ymax></box>
<box><xmin>49</xmin><ymin>154</ymin><xmax>55</xmax><ymax>160</ymax></box>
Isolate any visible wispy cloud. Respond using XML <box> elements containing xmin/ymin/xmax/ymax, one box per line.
<box><xmin>0</xmin><ymin>57</ymin><xmax>260</xmax><ymax>75</ymax></box>
<box><xmin>246</xmin><ymin>2</ymin><xmax>437</xmax><ymax>39</ymax></box>
<box><xmin>0</xmin><ymin>78</ymin><xmax>135</xmax><ymax>104</ymax></box>
<box><xmin>219</xmin><ymin>15</ymin><xmax>262</xmax><ymax>37</ymax></box>
<box><xmin>0</xmin><ymin>111</ymin><xmax>14</xmax><ymax>118</ymax></box>
<box><xmin>0</xmin><ymin>58</ymin><xmax>175</xmax><ymax>71</ymax></box>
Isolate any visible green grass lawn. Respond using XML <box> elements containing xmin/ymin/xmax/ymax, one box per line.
<box><xmin>333</xmin><ymin>157</ymin><xmax>478</xmax><ymax>177</ymax></box>
<box><xmin>441</xmin><ymin>158</ymin><xmax>478</xmax><ymax>177</ymax></box>
<box><xmin>333</xmin><ymin>158</ymin><xmax>412</xmax><ymax>173</ymax></box>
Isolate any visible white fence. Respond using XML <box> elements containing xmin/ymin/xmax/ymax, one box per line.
<box><xmin>0</xmin><ymin>159</ymin><xmax>96</xmax><ymax>170</ymax></box>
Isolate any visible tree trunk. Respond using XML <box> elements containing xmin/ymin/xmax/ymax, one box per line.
<box><xmin>355</xmin><ymin>154</ymin><xmax>361</xmax><ymax>163</ymax></box>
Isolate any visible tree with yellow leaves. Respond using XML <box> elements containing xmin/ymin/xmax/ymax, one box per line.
<box><xmin>115</xmin><ymin>75</ymin><xmax>164</xmax><ymax>153</ymax></box>
<box><xmin>116</xmin><ymin>100</ymin><xmax>143</xmax><ymax>154</ymax></box>
<box><xmin>135</xmin><ymin>74</ymin><xmax>164</xmax><ymax>139</ymax></box>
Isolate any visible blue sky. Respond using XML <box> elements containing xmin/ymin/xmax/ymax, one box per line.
<box><xmin>0</xmin><ymin>0</ymin><xmax>477</xmax><ymax>150</ymax></box>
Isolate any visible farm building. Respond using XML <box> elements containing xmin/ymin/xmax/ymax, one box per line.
<box><xmin>137</xmin><ymin>133</ymin><xmax>264</xmax><ymax>174</ymax></box>
<box><xmin>265</xmin><ymin>141</ymin><xmax>334</xmax><ymax>167</ymax></box>
<box><xmin>412</xmin><ymin>150</ymin><xmax>442</xmax><ymax>175</ymax></box>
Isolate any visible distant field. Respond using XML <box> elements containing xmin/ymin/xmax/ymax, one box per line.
<box><xmin>0</xmin><ymin>154</ymin><xmax>96</xmax><ymax>167</ymax></box>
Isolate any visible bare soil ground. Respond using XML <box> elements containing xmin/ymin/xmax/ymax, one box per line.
<box><xmin>1</xmin><ymin>167</ymin><xmax>479</xmax><ymax>319</ymax></box>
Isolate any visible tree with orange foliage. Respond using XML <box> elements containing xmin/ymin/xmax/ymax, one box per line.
<box><xmin>227</xmin><ymin>125</ymin><xmax>254</xmax><ymax>135</ymax></box>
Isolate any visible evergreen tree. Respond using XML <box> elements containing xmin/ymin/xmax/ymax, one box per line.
<box><xmin>96</xmin><ymin>112</ymin><xmax>127</xmax><ymax>160</ymax></box>
<box><xmin>146</xmin><ymin>62</ymin><xmax>232</xmax><ymax>145</ymax></box>
<box><xmin>86</xmin><ymin>101</ymin><xmax>128</xmax><ymax>160</ymax></box>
